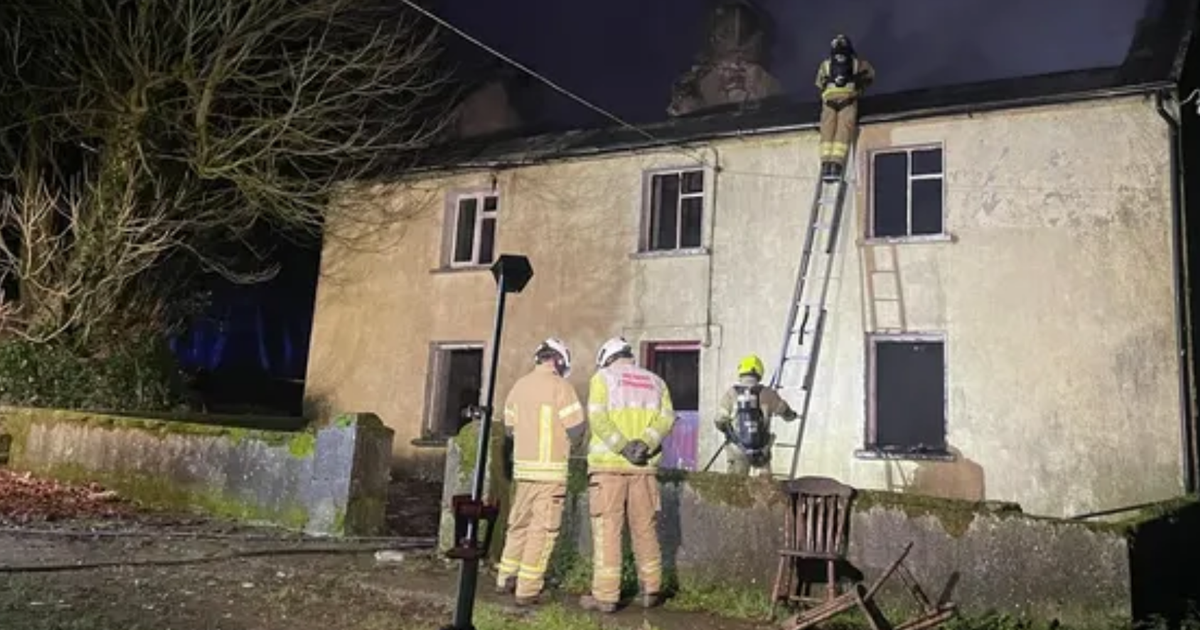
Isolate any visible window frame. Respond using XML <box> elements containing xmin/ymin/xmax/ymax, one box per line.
<box><xmin>866</xmin><ymin>144</ymin><xmax>948</xmax><ymax>243</ymax></box>
<box><xmin>860</xmin><ymin>332</ymin><xmax>951</xmax><ymax>461</ymax></box>
<box><xmin>418</xmin><ymin>341</ymin><xmax>486</xmax><ymax>443</ymax></box>
<box><xmin>640</xmin><ymin>167</ymin><xmax>708</xmax><ymax>254</ymax></box>
<box><xmin>448</xmin><ymin>190</ymin><xmax>500</xmax><ymax>269</ymax></box>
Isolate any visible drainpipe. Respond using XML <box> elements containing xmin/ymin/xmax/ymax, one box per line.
<box><xmin>702</xmin><ymin>145</ymin><xmax>722</xmax><ymax>350</ymax></box>
<box><xmin>1155</xmin><ymin>90</ymin><xmax>1198</xmax><ymax>495</ymax></box>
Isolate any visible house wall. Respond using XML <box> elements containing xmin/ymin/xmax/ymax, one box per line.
<box><xmin>305</xmin><ymin>94</ymin><xmax>1184</xmax><ymax>517</ymax></box>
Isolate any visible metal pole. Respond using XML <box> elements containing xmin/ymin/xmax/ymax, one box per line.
<box><xmin>446</xmin><ymin>277</ymin><xmax>508</xmax><ymax>630</ymax></box>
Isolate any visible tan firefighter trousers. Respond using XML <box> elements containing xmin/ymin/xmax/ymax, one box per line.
<box><xmin>819</xmin><ymin>98</ymin><xmax>858</xmax><ymax>167</ymax></box>
<box><xmin>496</xmin><ymin>481</ymin><xmax>567</xmax><ymax>598</ymax></box>
<box><xmin>588</xmin><ymin>473</ymin><xmax>663</xmax><ymax>604</ymax></box>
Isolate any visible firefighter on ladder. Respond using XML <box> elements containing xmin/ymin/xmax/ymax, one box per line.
<box><xmin>714</xmin><ymin>354</ymin><xmax>798</xmax><ymax>477</ymax></box>
<box><xmin>578</xmin><ymin>337</ymin><xmax>676</xmax><ymax>614</ymax></box>
<box><xmin>495</xmin><ymin>337</ymin><xmax>586</xmax><ymax>607</ymax></box>
<box><xmin>816</xmin><ymin>34</ymin><xmax>874</xmax><ymax>183</ymax></box>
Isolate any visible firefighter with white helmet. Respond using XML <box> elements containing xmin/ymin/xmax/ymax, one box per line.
<box><xmin>578</xmin><ymin>336</ymin><xmax>676</xmax><ymax>614</ymax></box>
<box><xmin>495</xmin><ymin>337</ymin><xmax>586</xmax><ymax>606</ymax></box>
<box><xmin>714</xmin><ymin>354</ymin><xmax>797</xmax><ymax>476</ymax></box>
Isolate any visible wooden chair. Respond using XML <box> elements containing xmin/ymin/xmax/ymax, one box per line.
<box><xmin>771</xmin><ymin>476</ymin><xmax>855</xmax><ymax>612</ymax></box>
<box><xmin>772</xmin><ymin>476</ymin><xmax>957</xmax><ymax>630</ymax></box>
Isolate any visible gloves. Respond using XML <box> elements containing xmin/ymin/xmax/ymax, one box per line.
<box><xmin>621</xmin><ymin>440</ymin><xmax>651</xmax><ymax>466</ymax></box>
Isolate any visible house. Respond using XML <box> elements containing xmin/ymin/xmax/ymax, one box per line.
<box><xmin>303</xmin><ymin>0</ymin><xmax>1200</xmax><ymax>519</ymax></box>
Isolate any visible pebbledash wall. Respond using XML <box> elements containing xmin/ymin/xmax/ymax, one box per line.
<box><xmin>305</xmin><ymin>93</ymin><xmax>1186</xmax><ymax>519</ymax></box>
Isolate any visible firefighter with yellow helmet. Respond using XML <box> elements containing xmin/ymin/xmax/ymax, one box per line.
<box><xmin>578</xmin><ymin>336</ymin><xmax>676</xmax><ymax>614</ymax></box>
<box><xmin>714</xmin><ymin>354</ymin><xmax>797</xmax><ymax>476</ymax></box>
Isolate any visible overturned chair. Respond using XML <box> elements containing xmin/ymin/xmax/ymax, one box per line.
<box><xmin>771</xmin><ymin>476</ymin><xmax>957</xmax><ymax>630</ymax></box>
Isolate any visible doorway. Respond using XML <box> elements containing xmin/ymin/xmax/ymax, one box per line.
<box><xmin>424</xmin><ymin>344</ymin><xmax>485</xmax><ymax>440</ymax></box>
<box><xmin>645</xmin><ymin>342</ymin><xmax>701</xmax><ymax>470</ymax></box>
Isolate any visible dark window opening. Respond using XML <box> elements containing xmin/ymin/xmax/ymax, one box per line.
<box><xmin>645</xmin><ymin>344</ymin><xmax>700</xmax><ymax>411</ymax></box>
<box><xmin>869</xmin><ymin>338</ymin><xmax>946</xmax><ymax>454</ymax></box>
<box><xmin>0</xmin><ymin>433</ymin><xmax>9</xmax><ymax>466</ymax></box>
<box><xmin>426</xmin><ymin>346</ymin><xmax>484</xmax><ymax>439</ymax></box>
<box><xmin>647</xmin><ymin>170</ymin><xmax>704</xmax><ymax>252</ymax></box>
<box><xmin>450</xmin><ymin>193</ymin><xmax>498</xmax><ymax>266</ymax></box>
<box><xmin>871</xmin><ymin>147</ymin><xmax>945</xmax><ymax>239</ymax></box>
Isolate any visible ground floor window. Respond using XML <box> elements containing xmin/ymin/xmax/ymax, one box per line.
<box><xmin>644</xmin><ymin>342</ymin><xmax>700</xmax><ymax>470</ymax></box>
<box><xmin>866</xmin><ymin>334</ymin><xmax>947</xmax><ymax>456</ymax></box>
<box><xmin>423</xmin><ymin>343</ymin><xmax>484</xmax><ymax>440</ymax></box>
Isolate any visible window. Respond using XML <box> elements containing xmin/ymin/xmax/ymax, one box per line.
<box><xmin>644</xmin><ymin>170</ymin><xmax>704</xmax><ymax>252</ymax></box>
<box><xmin>423</xmin><ymin>344</ymin><xmax>485</xmax><ymax>439</ymax></box>
<box><xmin>450</xmin><ymin>192</ymin><xmax>498</xmax><ymax>267</ymax></box>
<box><xmin>645</xmin><ymin>342</ymin><xmax>701</xmax><ymax>470</ymax></box>
<box><xmin>870</xmin><ymin>147</ymin><xmax>944</xmax><ymax>239</ymax></box>
<box><xmin>866</xmin><ymin>335</ymin><xmax>946</xmax><ymax>455</ymax></box>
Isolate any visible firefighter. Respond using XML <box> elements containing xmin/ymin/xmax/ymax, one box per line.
<box><xmin>495</xmin><ymin>337</ymin><xmax>586</xmax><ymax>607</ymax></box>
<box><xmin>714</xmin><ymin>354</ymin><xmax>797</xmax><ymax>476</ymax></box>
<box><xmin>578</xmin><ymin>337</ymin><xmax>676</xmax><ymax>614</ymax></box>
<box><xmin>815</xmin><ymin>34</ymin><xmax>875</xmax><ymax>182</ymax></box>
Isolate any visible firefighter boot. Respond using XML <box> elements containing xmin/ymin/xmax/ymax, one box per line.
<box><xmin>579</xmin><ymin>594</ymin><xmax>618</xmax><ymax>614</ymax></box>
<box><xmin>495</xmin><ymin>576</ymin><xmax>516</xmax><ymax>595</ymax></box>
<box><xmin>823</xmin><ymin>161</ymin><xmax>843</xmax><ymax>183</ymax></box>
<box><xmin>636</xmin><ymin>590</ymin><xmax>664</xmax><ymax>609</ymax></box>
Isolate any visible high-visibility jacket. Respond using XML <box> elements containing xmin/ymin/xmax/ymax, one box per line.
<box><xmin>586</xmin><ymin>361</ymin><xmax>676</xmax><ymax>475</ymax></box>
<box><xmin>815</xmin><ymin>57</ymin><xmax>875</xmax><ymax>103</ymax></box>
<box><xmin>503</xmin><ymin>363</ymin><xmax>586</xmax><ymax>483</ymax></box>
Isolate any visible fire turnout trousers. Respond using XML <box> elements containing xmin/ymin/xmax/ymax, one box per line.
<box><xmin>496</xmin><ymin>480</ymin><xmax>567</xmax><ymax>599</ymax></box>
<box><xmin>818</xmin><ymin>98</ymin><xmax>858</xmax><ymax>167</ymax></box>
<box><xmin>587</xmin><ymin>473</ymin><xmax>663</xmax><ymax>604</ymax></box>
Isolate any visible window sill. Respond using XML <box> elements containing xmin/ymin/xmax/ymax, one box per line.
<box><xmin>629</xmin><ymin>247</ymin><xmax>710</xmax><ymax>261</ymax></box>
<box><xmin>411</xmin><ymin>437</ymin><xmax>451</xmax><ymax>448</ymax></box>
<box><xmin>854</xmin><ymin>448</ymin><xmax>955</xmax><ymax>462</ymax></box>
<box><xmin>429</xmin><ymin>264</ymin><xmax>492</xmax><ymax>275</ymax></box>
<box><xmin>859</xmin><ymin>233</ymin><xmax>956</xmax><ymax>246</ymax></box>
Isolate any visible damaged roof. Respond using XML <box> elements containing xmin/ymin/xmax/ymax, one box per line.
<box><xmin>410</xmin><ymin>0</ymin><xmax>1197</xmax><ymax>173</ymax></box>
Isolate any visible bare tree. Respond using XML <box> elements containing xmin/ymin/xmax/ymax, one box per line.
<box><xmin>0</xmin><ymin>0</ymin><xmax>454</xmax><ymax>343</ymax></box>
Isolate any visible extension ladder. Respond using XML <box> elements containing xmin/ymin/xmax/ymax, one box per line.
<box><xmin>768</xmin><ymin>154</ymin><xmax>855</xmax><ymax>480</ymax></box>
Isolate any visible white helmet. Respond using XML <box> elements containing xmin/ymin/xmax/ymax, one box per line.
<box><xmin>534</xmin><ymin>337</ymin><xmax>572</xmax><ymax>378</ymax></box>
<box><xmin>596</xmin><ymin>336</ymin><xmax>633</xmax><ymax>369</ymax></box>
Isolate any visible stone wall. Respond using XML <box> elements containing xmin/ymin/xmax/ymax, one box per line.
<box><xmin>0</xmin><ymin>407</ymin><xmax>394</xmax><ymax>536</ymax></box>
<box><xmin>440</xmin><ymin>430</ymin><xmax>1198</xmax><ymax>625</ymax></box>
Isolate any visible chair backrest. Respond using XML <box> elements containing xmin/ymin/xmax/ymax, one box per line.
<box><xmin>782</xmin><ymin>476</ymin><xmax>856</xmax><ymax>558</ymax></box>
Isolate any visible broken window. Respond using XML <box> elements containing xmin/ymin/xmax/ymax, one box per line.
<box><xmin>646</xmin><ymin>170</ymin><xmax>705</xmax><ymax>252</ymax></box>
<box><xmin>867</xmin><ymin>335</ymin><xmax>947</xmax><ymax>455</ymax></box>
<box><xmin>870</xmin><ymin>147</ymin><xmax>944</xmax><ymax>239</ymax></box>
<box><xmin>424</xmin><ymin>345</ymin><xmax>485</xmax><ymax>439</ymax></box>
<box><xmin>450</xmin><ymin>193</ymin><xmax>499</xmax><ymax>267</ymax></box>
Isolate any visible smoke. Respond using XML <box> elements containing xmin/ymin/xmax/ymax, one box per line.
<box><xmin>436</xmin><ymin>0</ymin><xmax>1159</xmax><ymax>127</ymax></box>
<box><xmin>762</xmin><ymin>0</ymin><xmax>1154</xmax><ymax>96</ymax></box>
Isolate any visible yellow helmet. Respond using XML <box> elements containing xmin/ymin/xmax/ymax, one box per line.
<box><xmin>736</xmin><ymin>354</ymin><xmax>765</xmax><ymax>379</ymax></box>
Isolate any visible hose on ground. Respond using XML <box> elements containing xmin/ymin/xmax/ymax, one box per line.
<box><xmin>0</xmin><ymin>541</ymin><xmax>436</xmax><ymax>573</ymax></box>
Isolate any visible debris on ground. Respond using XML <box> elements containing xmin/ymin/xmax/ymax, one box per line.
<box><xmin>0</xmin><ymin>470</ymin><xmax>133</xmax><ymax>524</ymax></box>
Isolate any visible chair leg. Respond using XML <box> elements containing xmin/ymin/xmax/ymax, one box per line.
<box><xmin>825</xmin><ymin>559</ymin><xmax>836</xmax><ymax>601</ymax></box>
<box><xmin>771</xmin><ymin>556</ymin><xmax>789</xmax><ymax>618</ymax></box>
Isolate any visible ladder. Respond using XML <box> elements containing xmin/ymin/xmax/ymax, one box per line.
<box><xmin>768</xmin><ymin>160</ymin><xmax>855</xmax><ymax>480</ymax></box>
<box><xmin>863</xmin><ymin>242</ymin><xmax>907</xmax><ymax>332</ymax></box>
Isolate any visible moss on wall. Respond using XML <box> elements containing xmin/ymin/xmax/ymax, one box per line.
<box><xmin>34</xmin><ymin>462</ymin><xmax>310</xmax><ymax>529</ymax></box>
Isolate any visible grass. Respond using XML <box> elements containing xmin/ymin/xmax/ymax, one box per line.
<box><xmin>472</xmin><ymin>603</ymin><xmax>662</xmax><ymax>630</ymax></box>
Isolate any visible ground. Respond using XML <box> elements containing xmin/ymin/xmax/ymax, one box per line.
<box><xmin>0</xmin><ymin>473</ymin><xmax>767</xmax><ymax>630</ymax></box>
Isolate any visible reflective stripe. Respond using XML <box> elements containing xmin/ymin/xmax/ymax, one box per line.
<box><xmin>538</xmin><ymin>404</ymin><xmax>552</xmax><ymax>463</ymax></box>
<box><xmin>588</xmin><ymin>403</ymin><xmax>605</xmax><ymax>414</ymax></box>
<box><xmin>589</xmin><ymin>443</ymin><xmax>611</xmax><ymax>455</ymax></box>
<box><xmin>644</xmin><ymin>427</ymin><xmax>662</xmax><ymax>444</ymax></box>
<box><xmin>504</xmin><ymin>406</ymin><xmax>517</xmax><ymax>419</ymax></box>
<box><xmin>513</xmin><ymin>461</ymin><xmax>568</xmax><ymax>482</ymax></box>
<box><xmin>558</xmin><ymin>402</ymin><xmax>581</xmax><ymax>419</ymax></box>
<box><xmin>605</xmin><ymin>433</ymin><xmax>623</xmax><ymax>448</ymax></box>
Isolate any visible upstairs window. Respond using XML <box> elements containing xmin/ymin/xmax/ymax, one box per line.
<box><xmin>644</xmin><ymin>169</ymin><xmax>704</xmax><ymax>252</ymax></box>
<box><xmin>870</xmin><ymin>147</ymin><xmax>944</xmax><ymax>239</ymax></box>
<box><xmin>450</xmin><ymin>192</ymin><xmax>498</xmax><ymax>267</ymax></box>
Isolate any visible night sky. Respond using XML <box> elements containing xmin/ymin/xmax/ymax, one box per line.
<box><xmin>437</xmin><ymin>0</ymin><xmax>1159</xmax><ymax>128</ymax></box>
